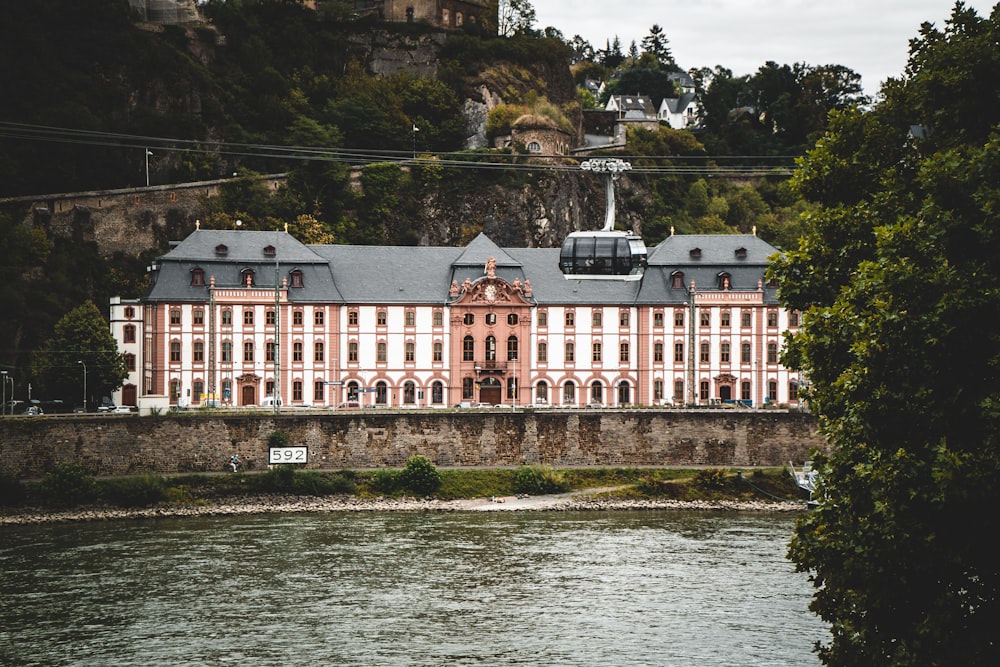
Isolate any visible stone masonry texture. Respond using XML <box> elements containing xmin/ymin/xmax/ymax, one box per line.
<box><xmin>0</xmin><ymin>411</ymin><xmax>827</xmax><ymax>479</ymax></box>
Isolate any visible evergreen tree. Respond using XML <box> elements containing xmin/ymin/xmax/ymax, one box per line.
<box><xmin>640</xmin><ymin>24</ymin><xmax>674</xmax><ymax>69</ymax></box>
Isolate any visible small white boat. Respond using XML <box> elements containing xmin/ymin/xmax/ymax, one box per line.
<box><xmin>789</xmin><ymin>460</ymin><xmax>820</xmax><ymax>507</ymax></box>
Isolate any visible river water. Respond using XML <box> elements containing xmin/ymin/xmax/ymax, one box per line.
<box><xmin>0</xmin><ymin>510</ymin><xmax>826</xmax><ymax>666</ymax></box>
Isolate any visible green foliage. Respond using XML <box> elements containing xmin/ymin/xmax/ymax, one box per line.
<box><xmin>30</xmin><ymin>301</ymin><xmax>127</xmax><ymax>408</ymax></box>
<box><xmin>99</xmin><ymin>474</ymin><xmax>168</xmax><ymax>508</ymax></box>
<box><xmin>398</xmin><ymin>455</ymin><xmax>442</xmax><ymax>496</ymax></box>
<box><xmin>772</xmin><ymin>5</ymin><xmax>1000</xmax><ymax>665</ymax></box>
<box><xmin>267</xmin><ymin>430</ymin><xmax>288</xmax><ymax>448</ymax></box>
<box><xmin>40</xmin><ymin>463</ymin><xmax>97</xmax><ymax>508</ymax></box>
<box><xmin>691</xmin><ymin>468</ymin><xmax>727</xmax><ymax>491</ymax></box>
<box><xmin>512</xmin><ymin>465</ymin><xmax>570</xmax><ymax>495</ymax></box>
<box><xmin>368</xmin><ymin>468</ymin><xmax>401</xmax><ymax>495</ymax></box>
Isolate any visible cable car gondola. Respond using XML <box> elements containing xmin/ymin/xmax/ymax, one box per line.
<box><xmin>559</xmin><ymin>158</ymin><xmax>647</xmax><ymax>281</ymax></box>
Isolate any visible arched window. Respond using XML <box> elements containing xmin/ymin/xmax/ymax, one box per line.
<box><xmin>190</xmin><ymin>268</ymin><xmax>205</xmax><ymax>286</ymax></box>
<box><xmin>618</xmin><ymin>381</ymin><xmax>631</xmax><ymax>405</ymax></box>
<box><xmin>375</xmin><ymin>381</ymin><xmax>388</xmax><ymax>405</ymax></box>
<box><xmin>671</xmin><ymin>271</ymin><xmax>685</xmax><ymax>289</ymax></box>
<box><xmin>241</xmin><ymin>269</ymin><xmax>255</xmax><ymax>286</ymax></box>
<box><xmin>527</xmin><ymin>141</ymin><xmax>542</xmax><ymax>152</ymax></box>
<box><xmin>432</xmin><ymin>381</ymin><xmax>444</xmax><ymax>404</ymax></box>
<box><xmin>347</xmin><ymin>381</ymin><xmax>359</xmax><ymax>401</ymax></box>
<box><xmin>718</xmin><ymin>272</ymin><xmax>731</xmax><ymax>290</ymax></box>
<box><xmin>590</xmin><ymin>381</ymin><xmax>603</xmax><ymax>404</ymax></box>
<box><xmin>563</xmin><ymin>381</ymin><xmax>576</xmax><ymax>405</ymax></box>
<box><xmin>405</xmin><ymin>342</ymin><xmax>415</xmax><ymax>362</ymax></box>
<box><xmin>403</xmin><ymin>381</ymin><xmax>416</xmax><ymax>404</ymax></box>
<box><xmin>507</xmin><ymin>335</ymin><xmax>518</xmax><ymax>361</ymax></box>
<box><xmin>463</xmin><ymin>335</ymin><xmax>474</xmax><ymax>361</ymax></box>
<box><xmin>289</xmin><ymin>269</ymin><xmax>303</xmax><ymax>288</ymax></box>
<box><xmin>535</xmin><ymin>380</ymin><xmax>548</xmax><ymax>403</ymax></box>
<box><xmin>485</xmin><ymin>335</ymin><xmax>497</xmax><ymax>362</ymax></box>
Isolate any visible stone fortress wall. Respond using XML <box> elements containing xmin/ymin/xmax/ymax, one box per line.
<box><xmin>0</xmin><ymin>410</ymin><xmax>826</xmax><ymax>479</ymax></box>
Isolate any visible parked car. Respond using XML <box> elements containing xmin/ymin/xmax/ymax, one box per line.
<box><xmin>332</xmin><ymin>401</ymin><xmax>361</xmax><ymax>410</ymax></box>
<box><xmin>23</xmin><ymin>406</ymin><xmax>43</xmax><ymax>416</ymax></box>
<box><xmin>110</xmin><ymin>405</ymin><xmax>134</xmax><ymax>414</ymax></box>
<box><xmin>259</xmin><ymin>396</ymin><xmax>283</xmax><ymax>408</ymax></box>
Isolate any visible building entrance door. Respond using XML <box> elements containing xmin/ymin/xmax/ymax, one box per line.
<box><xmin>242</xmin><ymin>385</ymin><xmax>256</xmax><ymax>406</ymax></box>
<box><xmin>479</xmin><ymin>378</ymin><xmax>501</xmax><ymax>405</ymax></box>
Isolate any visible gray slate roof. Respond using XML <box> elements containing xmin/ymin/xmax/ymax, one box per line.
<box><xmin>146</xmin><ymin>230</ymin><xmax>780</xmax><ymax>307</ymax></box>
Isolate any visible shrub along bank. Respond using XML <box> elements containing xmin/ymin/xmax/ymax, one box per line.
<box><xmin>0</xmin><ymin>458</ymin><xmax>808</xmax><ymax>513</ymax></box>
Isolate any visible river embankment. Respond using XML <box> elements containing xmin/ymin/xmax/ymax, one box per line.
<box><xmin>0</xmin><ymin>492</ymin><xmax>808</xmax><ymax>526</ymax></box>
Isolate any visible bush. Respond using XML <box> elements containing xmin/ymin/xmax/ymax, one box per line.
<box><xmin>513</xmin><ymin>465</ymin><xmax>570</xmax><ymax>495</ymax></box>
<box><xmin>291</xmin><ymin>471</ymin><xmax>357</xmax><ymax>496</ymax></box>
<box><xmin>368</xmin><ymin>468</ymin><xmax>400</xmax><ymax>495</ymax></box>
<box><xmin>100</xmin><ymin>474</ymin><xmax>168</xmax><ymax>507</ymax></box>
<box><xmin>398</xmin><ymin>455</ymin><xmax>442</xmax><ymax>496</ymax></box>
<box><xmin>40</xmin><ymin>463</ymin><xmax>97</xmax><ymax>508</ymax></box>
<box><xmin>692</xmin><ymin>468</ymin><xmax>728</xmax><ymax>491</ymax></box>
<box><xmin>253</xmin><ymin>465</ymin><xmax>296</xmax><ymax>493</ymax></box>
<box><xmin>268</xmin><ymin>430</ymin><xmax>288</xmax><ymax>448</ymax></box>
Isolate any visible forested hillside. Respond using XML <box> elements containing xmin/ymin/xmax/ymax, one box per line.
<box><xmin>0</xmin><ymin>0</ymin><xmax>866</xmax><ymax>400</ymax></box>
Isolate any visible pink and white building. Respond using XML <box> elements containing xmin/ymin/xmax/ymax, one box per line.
<box><xmin>110</xmin><ymin>227</ymin><xmax>803</xmax><ymax>409</ymax></box>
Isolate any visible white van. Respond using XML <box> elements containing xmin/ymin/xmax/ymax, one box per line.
<box><xmin>260</xmin><ymin>396</ymin><xmax>283</xmax><ymax>408</ymax></box>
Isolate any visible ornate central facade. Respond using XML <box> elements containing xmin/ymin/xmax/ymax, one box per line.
<box><xmin>110</xmin><ymin>228</ymin><xmax>803</xmax><ymax>410</ymax></box>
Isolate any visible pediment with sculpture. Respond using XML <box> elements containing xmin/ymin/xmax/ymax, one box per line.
<box><xmin>448</xmin><ymin>255</ymin><xmax>533</xmax><ymax>305</ymax></box>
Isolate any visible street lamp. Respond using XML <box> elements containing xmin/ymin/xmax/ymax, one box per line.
<box><xmin>145</xmin><ymin>149</ymin><xmax>152</xmax><ymax>187</ymax></box>
<box><xmin>1</xmin><ymin>370</ymin><xmax>9</xmax><ymax>416</ymax></box>
<box><xmin>78</xmin><ymin>360</ymin><xmax>87</xmax><ymax>412</ymax></box>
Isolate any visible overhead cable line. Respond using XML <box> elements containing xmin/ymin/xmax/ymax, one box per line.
<box><xmin>0</xmin><ymin>120</ymin><xmax>797</xmax><ymax>177</ymax></box>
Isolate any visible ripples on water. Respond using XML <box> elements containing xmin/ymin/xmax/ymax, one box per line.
<box><xmin>0</xmin><ymin>511</ymin><xmax>825</xmax><ymax>666</ymax></box>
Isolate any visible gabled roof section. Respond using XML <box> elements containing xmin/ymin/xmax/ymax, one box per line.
<box><xmin>648</xmin><ymin>233</ymin><xmax>778</xmax><ymax>266</ymax></box>
<box><xmin>452</xmin><ymin>233</ymin><xmax>521</xmax><ymax>269</ymax></box>
<box><xmin>163</xmin><ymin>229</ymin><xmax>327</xmax><ymax>264</ymax></box>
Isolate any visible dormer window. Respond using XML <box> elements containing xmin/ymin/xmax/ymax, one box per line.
<box><xmin>215</xmin><ymin>244</ymin><xmax>228</xmax><ymax>257</ymax></box>
<box><xmin>671</xmin><ymin>271</ymin><xmax>685</xmax><ymax>289</ymax></box>
<box><xmin>241</xmin><ymin>269</ymin><xmax>255</xmax><ymax>287</ymax></box>
<box><xmin>190</xmin><ymin>268</ymin><xmax>205</xmax><ymax>286</ymax></box>
<box><xmin>264</xmin><ymin>245</ymin><xmax>276</xmax><ymax>257</ymax></box>
<box><xmin>735</xmin><ymin>247</ymin><xmax>747</xmax><ymax>259</ymax></box>
<box><xmin>689</xmin><ymin>248</ymin><xmax>702</xmax><ymax>258</ymax></box>
<box><xmin>289</xmin><ymin>269</ymin><xmax>303</xmax><ymax>288</ymax></box>
<box><xmin>718</xmin><ymin>272</ymin><xmax>732</xmax><ymax>290</ymax></box>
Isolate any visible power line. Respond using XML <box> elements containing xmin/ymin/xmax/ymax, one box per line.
<box><xmin>0</xmin><ymin>120</ymin><xmax>798</xmax><ymax>177</ymax></box>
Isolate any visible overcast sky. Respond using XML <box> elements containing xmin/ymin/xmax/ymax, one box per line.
<box><xmin>530</xmin><ymin>0</ymin><xmax>997</xmax><ymax>98</ymax></box>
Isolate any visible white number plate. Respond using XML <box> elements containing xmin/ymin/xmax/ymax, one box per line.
<box><xmin>269</xmin><ymin>446</ymin><xmax>307</xmax><ymax>464</ymax></box>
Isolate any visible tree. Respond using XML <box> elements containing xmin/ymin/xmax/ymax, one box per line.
<box><xmin>498</xmin><ymin>0</ymin><xmax>536</xmax><ymax>37</ymax></box>
<box><xmin>640</xmin><ymin>24</ymin><xmax>675</xmax><ymax>69</ymax></box>
<box><xmin>32</xmin><ymin>302</ymin><xmax>127</xmax><ymax>409</ymax></box>
<box><xmin>772</xmin><ymin>4</ymin><xmax>1000</xmax><ymax>664</ymax></box>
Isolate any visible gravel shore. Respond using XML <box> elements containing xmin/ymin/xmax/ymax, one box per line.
<box><xmin>1</xmin><ymin>492</ymin><xmax>808</xmax><ymax>525</ymax></box>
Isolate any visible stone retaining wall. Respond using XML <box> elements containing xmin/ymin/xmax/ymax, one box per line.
<box><xmin>0</xmin><ymin>410</ymin><xmax>826</xmax><ymax>479</ymax></box>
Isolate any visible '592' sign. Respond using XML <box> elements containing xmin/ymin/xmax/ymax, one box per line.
<box><xmin>269</xmin><ymin>446</ymin><xmax>307</xmax><ymax>464</ymax></box>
